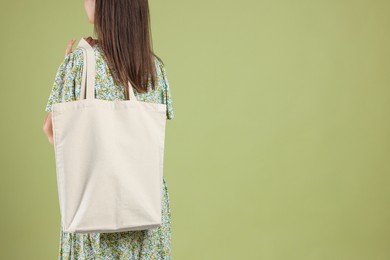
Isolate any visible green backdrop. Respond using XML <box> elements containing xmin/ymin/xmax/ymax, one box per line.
<box><xmin>0</xmin><ymin>0</ymin><xmax>389</xmax><ymax>259</ymax></box>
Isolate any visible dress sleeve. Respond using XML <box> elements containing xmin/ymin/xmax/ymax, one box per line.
<box><xmin>159</xmin><ymin>62</ymin><xmax>175</xmax><ymax>120</ymax></box>
<box><xmin>44</xmin><ymin>50</ymin><xmax>84</xmax><ymax>112</ymax></box>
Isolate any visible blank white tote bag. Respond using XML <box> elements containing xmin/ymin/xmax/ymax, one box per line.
<box><xmin>51</xmin><ymin>37</ymin><xmax>167</xmax><ymax>233</ymax></box>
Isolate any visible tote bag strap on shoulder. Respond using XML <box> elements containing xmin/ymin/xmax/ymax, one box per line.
<box><xmin>77</xmin><ymin>37</ymin><xmax>137</xmax><ymax>101</ymax></box>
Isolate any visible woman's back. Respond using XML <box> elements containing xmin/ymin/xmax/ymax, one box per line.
<box><xmin>44</xmin><ymin>41</ymin><xmax>174</xmax><ymax>259</ymax></box>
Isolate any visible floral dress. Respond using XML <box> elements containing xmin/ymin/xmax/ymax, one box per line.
<box><xmin>44</xmin><ymin>42</ymin><xmax>175</xmax><ymax>260</ymax></box>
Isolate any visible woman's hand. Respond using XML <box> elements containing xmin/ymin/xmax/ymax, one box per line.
<box><xmin>84</xmin><ymin>36</ymin><xmax>98</xmax><ymax>47</ymax></box>
<box><xmin>65</xmin><ymin>38</ymin><xmax>76</xmax><ymax>57</ymax></box>
<box><xmin>64</xmin><ymin>37</ymin><xmax>98</xmax><ymax>58</ymax></box>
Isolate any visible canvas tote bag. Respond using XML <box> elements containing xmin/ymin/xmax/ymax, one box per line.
<box><xmin>51</xmin><ymin>37</ymin><xmax>167</xmax><ymax>233</ymax></box>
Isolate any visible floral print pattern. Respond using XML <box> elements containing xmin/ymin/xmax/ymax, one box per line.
<box><xmin>45</xmin><ymin>43</ymin><xmax>174</xmax><ymax>259</ymax></box>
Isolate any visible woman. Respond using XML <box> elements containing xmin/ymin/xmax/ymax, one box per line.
<box><xmin>42</xmin><ymin>0</ymin><xmax>175</xmax><ymax>259</ymax></box>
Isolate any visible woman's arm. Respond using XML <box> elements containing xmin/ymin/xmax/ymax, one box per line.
<box><xmin>42</xmin><ymin>37</ymin><xmax>97</xmax><ymax>145</ymax></box>
<box><xmin>43</xmin><ymin>112</ymin><xmax>54</xmax><ymax>144</ymax></box>
<box><xmin>42</xmin><ymin>39</ymin><xmax>75</xmax><ymax>145</ymax></box>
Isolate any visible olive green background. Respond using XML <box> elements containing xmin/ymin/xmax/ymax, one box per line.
<box><xmin>0</xmin><ymin>0</ymin><xmax>389</xmax><ymax>259</ymax></box>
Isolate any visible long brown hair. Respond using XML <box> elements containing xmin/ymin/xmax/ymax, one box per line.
<box><xmin>93</xmin><ymin>0</ymin><xmax>163</xmax><ymax>99</ymax></box>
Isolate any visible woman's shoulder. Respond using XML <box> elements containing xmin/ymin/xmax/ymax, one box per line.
<box><xmin>57</xmin><ymin>45</ymin><xmax>105</xmax><ymax>75</ymax></box>
<box><xmin>53</xmin><ymin>47</ymin><xmax>85</xmax><ymax>77</ymax></box>
<box><xmin>67</xmin><ymin>44</ymin><xmax>100</xmax><ymax>62</ymax></box>
<box><xmin>152</xmin><ymin>55</ymin><xmax>175</xmax><ymax>119</ymax></box>
<box><xmin>152</xmin><ymin>55</ymin><xmax>169</xmax><ymax>83</ymax></box>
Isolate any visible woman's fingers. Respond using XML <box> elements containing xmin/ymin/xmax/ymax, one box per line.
<box><xmin>65</xmin><ymin>38</ymin><xmax>76</xmax><ymax>57</ymax></box>
<box><xmin>85</xmin><ymin>36</ymin><xmax>98</xmax><ymax>47</ymax></box>
<box><xmin>64</xmin><ymin>37</ymin><xmax>98</xmax><ymax>58</ymax></box>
